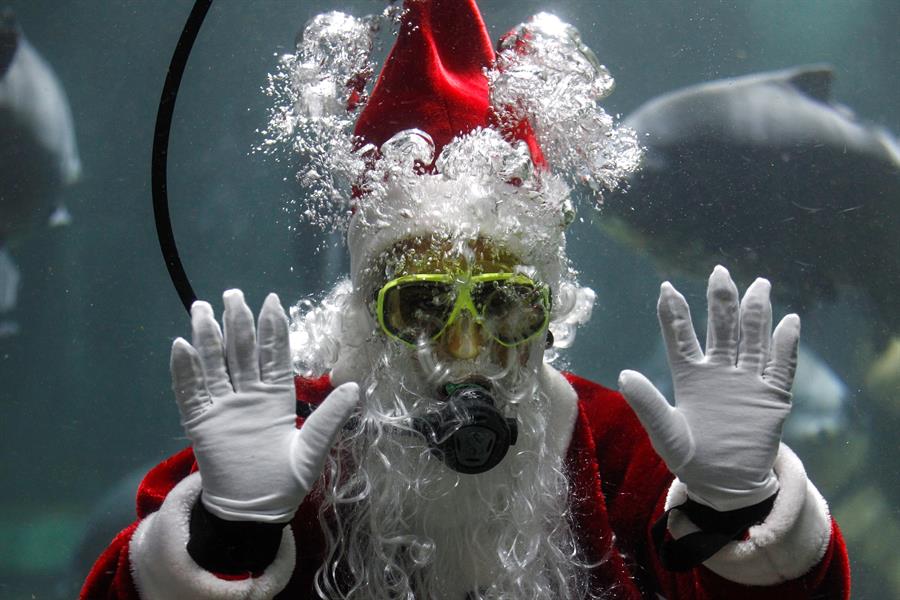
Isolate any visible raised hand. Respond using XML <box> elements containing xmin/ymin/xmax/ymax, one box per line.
<box><xmin>170</xmin><ymin>289</ymin><xmax>359</xmax><ymax>523</ymax></box>
<box><xmin>619</xmin><ymin>266</ymin><xmax>800</xmax><ymax>512</ymax></box>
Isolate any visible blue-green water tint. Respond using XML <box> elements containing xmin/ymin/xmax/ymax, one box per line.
<box><xmin>0</xmin><ymin>1</ymin><xmax>896</xmax><ymax>598</ymax></box>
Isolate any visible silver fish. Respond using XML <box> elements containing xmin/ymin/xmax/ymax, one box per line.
<box><xmin>0</xmin><ymin>11</ymin><xmax>80</xmax><ymax>332</ymax></box>
<box><xmin>602</xmin><ymin>65</ymin><xmax>900</xmax><ymax>338</ymax></box>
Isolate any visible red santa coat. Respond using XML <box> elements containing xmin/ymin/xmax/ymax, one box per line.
<box><xmin>81</xmin><ymin>373</ymin><xmax>850</xmax><ymax>599</ymax></box>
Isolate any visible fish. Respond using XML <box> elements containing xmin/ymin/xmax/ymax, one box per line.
<box><xmin>865</xmin><ymin>335</ymin><xmax>900</xmax><ymax>421</ymax></box>
<box><xmin>785</xmin><ymin>344</ymin><xmax>851</xmax><ymax>440</ymax></box>
<box><xmin>0</xmin><ymin>10</ymin><xmax>80</xmax><ymax>333</ymax></box>
<box><xmin>601</xmin><ymin>65</ymin><xmax>900</xmax><ymax>339</ymax></box>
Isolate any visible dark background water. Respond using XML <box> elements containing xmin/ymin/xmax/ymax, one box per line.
<box><xmin>0</xmin><ymin>1</ymin><xmax>897</xmax><ymax>598</ymax></box>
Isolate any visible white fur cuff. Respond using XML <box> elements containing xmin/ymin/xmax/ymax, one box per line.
<box><xmin>665</xmin><ymin>443</ymin><xmax>832</xmax><ymax>586</ymax></box>
<box><xmin>539</xmin><ymin>364</ymin><xmax>580</xmax><ymax>458</ymax></box>
<box><xmin>130</xmin><ymin>472</ymin><xmax>297</xmax><ymax>600</ymax></box>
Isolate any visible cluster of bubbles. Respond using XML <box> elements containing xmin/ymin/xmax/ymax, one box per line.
<box><xmin>434</xmin><ymin>128</ymin><xmax>535</xmax><ymax>187</ymax></box>
<box><xmin>257</xmin><ymin>7</ymin><xmax>401</xmax><ymax>232</ymax></box>
<box><xmin>261</xmin><ymin>7</ymin><xmax>641</xmax><ymax>234</ymax></box>
<box><xmin>361</xmin><ymin>126</ymin><xmax>572</xmax><ymax>224</ymax></box>
<box><xmin>288</xmin><ymin>279</ymin><xmax>358</xmax><ymax>377</ymax></box>
<box><xmin>489</xmin><ymin>13</ymin><xmax>643</xmax><ymax>201</ymax></box>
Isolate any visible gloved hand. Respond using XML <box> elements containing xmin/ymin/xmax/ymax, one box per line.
<box><xmin>170</xmin><ymin>289</ymin><xmax>359</xmax><ymax>523</ymax></box>
<box><xmin>619</xmin><ymin>265</ymin><xmax>799</xmax><ymax>512</ymax></box>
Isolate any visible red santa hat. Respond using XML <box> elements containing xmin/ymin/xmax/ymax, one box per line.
<box><xmin>353</xmin><ymin>0</ymin><xmax>546</xmax><ymax>169</ymax></box>
<box><xmin>347</xmin><ymin>0</ymin><xmax>569</xmax><ymax>292</ymax></box>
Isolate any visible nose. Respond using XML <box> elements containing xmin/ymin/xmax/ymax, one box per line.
<box><xmin>444</xmin><ymin>312</ymin><xmax>483</xmax><ymax>359</ymax></box>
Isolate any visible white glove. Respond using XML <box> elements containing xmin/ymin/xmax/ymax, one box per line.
<box><xmin>619</xmin><ymin>265</ymin><xmax>799</xmax><ymax>512</ymax></box>
<box><xmin>170</xmin><ymin>289</ymin><xmax>359</xmax><ymax>523</ymax></box>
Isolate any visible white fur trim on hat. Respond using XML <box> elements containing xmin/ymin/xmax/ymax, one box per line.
<box><xmin>130</xmin><ymin>472</ymin><xmax>296</xmax><ymax>600</ymax></box>
<box><xmin>664</xmin><ymin>443</ymin><xmax>833</xmax><ymax>585</ymax></box>
<box><xmin>347</xmin><ymin>129</ymin><xmax>573</xmax><ymax>298</ymax></box>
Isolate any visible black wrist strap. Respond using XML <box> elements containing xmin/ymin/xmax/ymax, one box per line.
<box><xmin>651</xmin><ymin>492</ymin><xmax>777</xmax><ymax>572</ymax></box>
<box><xmin>187</xmin><ymin>495</ymin><xmax>286</xmax><ymax>575</ymax></box>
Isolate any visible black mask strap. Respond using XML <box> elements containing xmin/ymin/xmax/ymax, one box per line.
<box><xmin>651</xmin><ymin>492</ymin><xmax>777</xmax><ymax>572</ymax></box>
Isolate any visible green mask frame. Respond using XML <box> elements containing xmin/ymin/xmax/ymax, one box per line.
<box><xmin>375</xmin><ymin>272</ymin><xmax>551</xmax><ymax>348</ymax></box>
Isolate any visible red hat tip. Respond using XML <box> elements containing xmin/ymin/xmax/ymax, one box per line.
<box><xmin>355</xmin><ymin>0</ymin><xmax>545</xmax><ymax>168</ymax></box>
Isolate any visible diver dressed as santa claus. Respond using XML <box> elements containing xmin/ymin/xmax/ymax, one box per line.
<box><xmin>82</xmin><ymin>1</ymin><xmax>849</xmax><ymax>598</ymax></box>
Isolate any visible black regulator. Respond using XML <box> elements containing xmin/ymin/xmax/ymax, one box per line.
<box><xmin>412</xmin><ymin>382</ymin><xmax>518</xmax><ymax>475</ymax></box>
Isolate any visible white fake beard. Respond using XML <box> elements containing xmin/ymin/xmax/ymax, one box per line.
<box><xmin>314</xmin><ymin>335</ymin><xmax>590</xmax><ymax>600</ymax></box>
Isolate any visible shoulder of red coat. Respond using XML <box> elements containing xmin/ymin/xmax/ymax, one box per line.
<box><xmin>561</xmin><ymin>371</ymin><xmax>657</xmax><ymax>462</ymax></box>
<box><xmin>562</xmin><ymin>371</ymin><xmax>624</xmax><ymax>404</ymax></box>
<box><xmin>562</xmin><ymin>371</ymin><xmax>641</xmax><ymax>429</ymax></box>
<box><xmin>136</xmin><ymin>446</ymin><xmax>197</xmax><ymax>519</ymax></box>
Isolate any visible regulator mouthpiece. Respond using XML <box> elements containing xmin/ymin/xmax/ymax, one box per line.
<box><xmin>413</xmin><ymin>381</ymin><xmax>518</xmax><ymax>475</ymax></box>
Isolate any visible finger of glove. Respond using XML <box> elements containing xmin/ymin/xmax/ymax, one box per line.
<box><xmin>191</xmin><ymin>300</ymin><xmax>232</xmax><ymax>396</ymax></box>
<box><xmin>291</xmin><ymin>382</ymin><xmax>360</xmax><ymax>488</ymax></box>
<box><xmin>658</xmin><ymin>282</ymin><xmax>703</xmax><ymax>366</ymax></box>
<box><xmin>170</xmin><ymin>337</ymin><xmax>212</xmax><ymax>425</ymax></box>
<box><xmin>763</xmin><ymin>313</ymin><xmax>800</xmax><ymax>394</ymax></box>
<box><xmin>258</xmin><ymin>293</ymin><xmax>294</xmax><ymax>387</ymax></box>
<box><xmin>705</xmin><ymin>265</ymin><xmax>740</xmax><ymax>365</ymax></box>
<box><xmin>618</xmin><ymin>370</ymin><xmax>694</xmax><ymax>471</ymax></box>
<box><xmin>737</xmin><ymin>278</ymin><xmax>773</xmax><ymax>373</ymax></box>
<box><xmin>223</xmin><ymin>289</ymin><xmax>261</xmax><ymax>390</ymax></box>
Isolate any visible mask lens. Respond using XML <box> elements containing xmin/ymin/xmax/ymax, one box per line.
<box><xmin>476</xmin><ymin>281</ymin><xmax>549</xmax><ymax>345</ymax></box>
<box><xmin>383</xmin><ymin>281</ymin><xmax>456</xmax><ymax>344</ymax></box>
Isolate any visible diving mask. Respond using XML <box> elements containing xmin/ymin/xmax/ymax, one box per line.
<box><xmin>375</xmin><ymin>272</ymin><xmax>551</xmax><ymax>347</ymax></box>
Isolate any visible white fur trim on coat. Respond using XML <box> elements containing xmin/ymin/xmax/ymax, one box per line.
<box><xmin>539</xmin><ymin>363</ymin><xmax>579</xmax><ymax>458</ymax></box>
<box><xmin>665</xmin><ymin>443</ymin><xmax>832</xmax><ymax>586</ymax></box>
<box><xmin>130</xmin><ymin>472</ymin><xmax>296</xmax><ymax>600</ymax></box>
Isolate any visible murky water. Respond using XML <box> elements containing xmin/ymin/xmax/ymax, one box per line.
<box><xmin>0</xmin><ymin>1</ymin><xmax>896</xmax><ymax>598</ymax></box>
